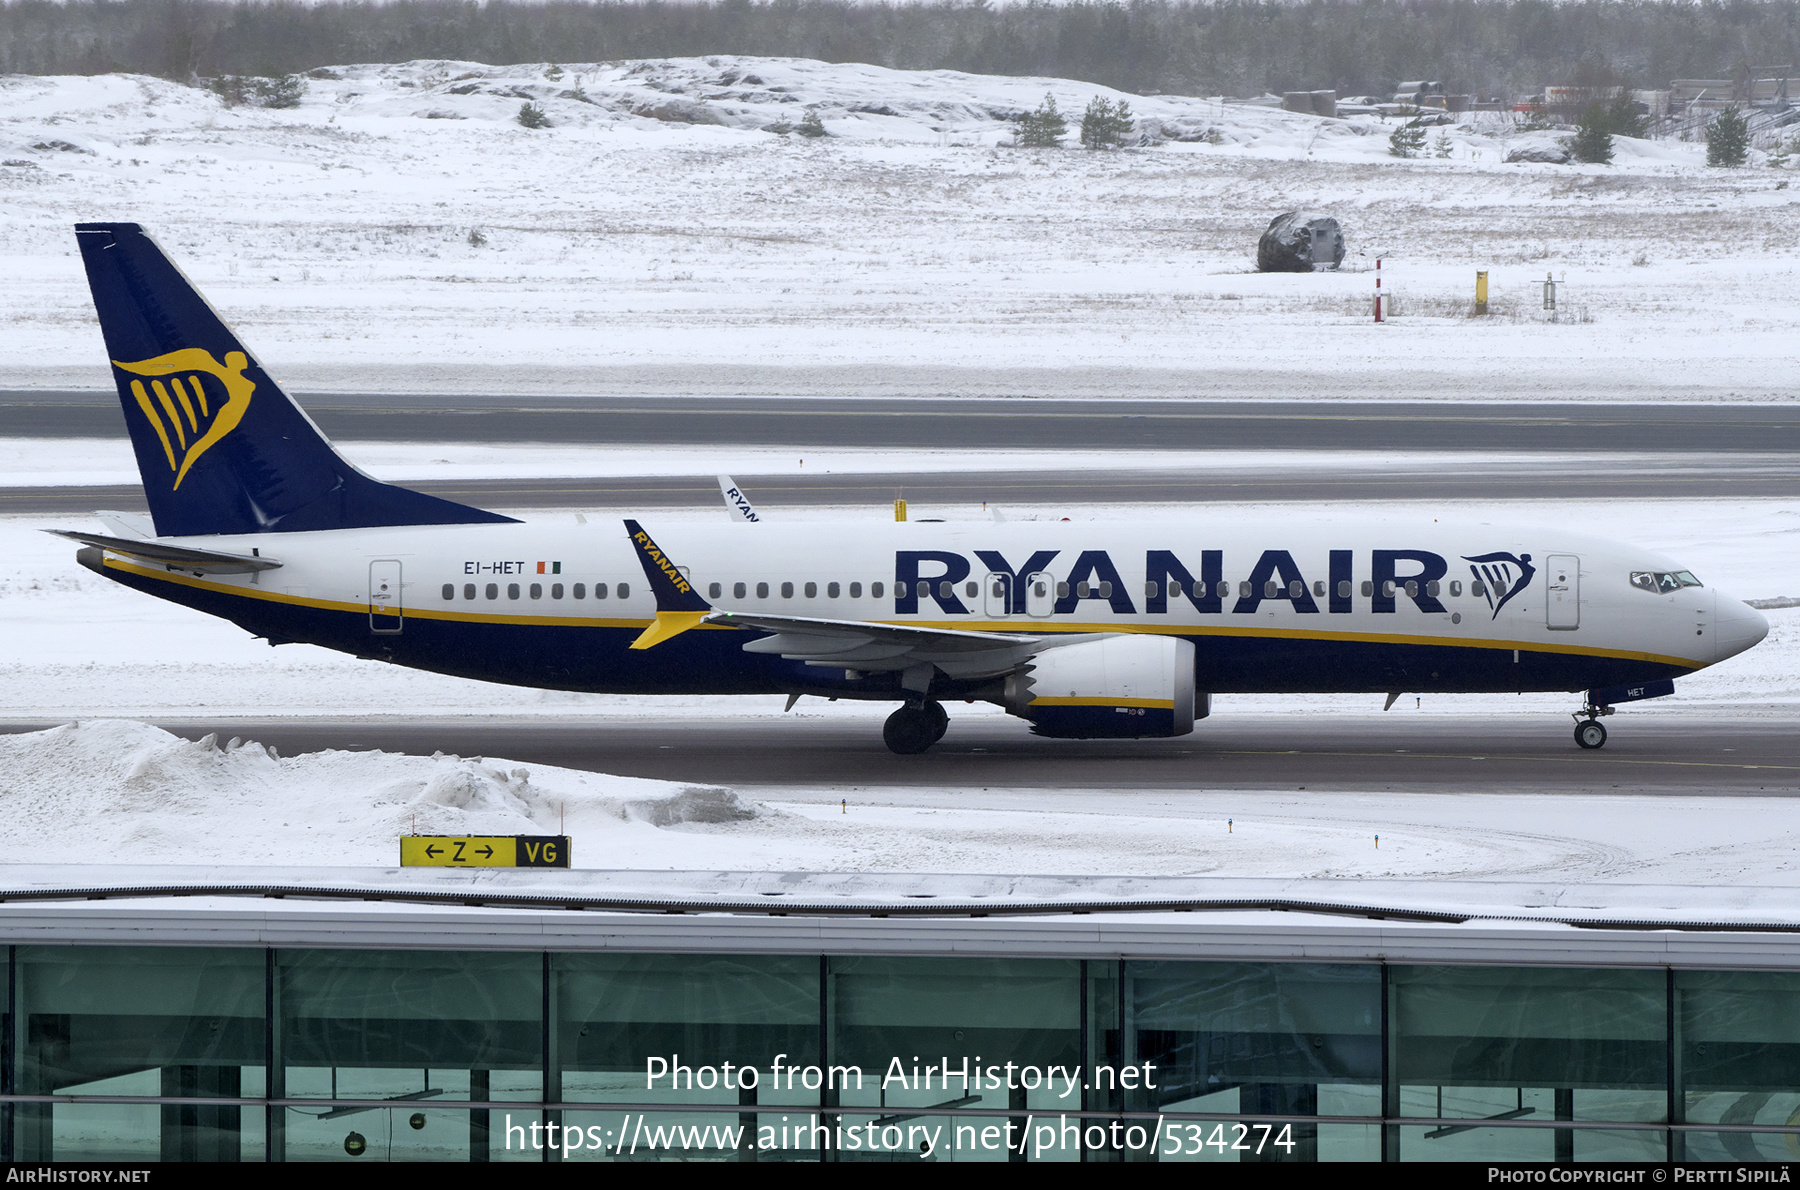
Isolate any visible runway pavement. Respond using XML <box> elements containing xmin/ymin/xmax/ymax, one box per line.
<box><xmin>12</xmin><ymin>392</ymin><xmax>1800</xmax><ymax>452</ymax></box>
<box><xmin>23</xmin><ymin>713</ymin><xmax>1793</xmax><ymax>797</ymax></box>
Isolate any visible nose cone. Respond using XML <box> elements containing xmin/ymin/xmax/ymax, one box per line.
<box><xmin>1714</xmin><ymin>593</ymin><xmax>1770</xmax><ymax>663</ymax></box>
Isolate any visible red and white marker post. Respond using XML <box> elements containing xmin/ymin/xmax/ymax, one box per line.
<box><xmin>1373</xmin><ymin>258</ymin><xmax>1385</xmax><ymax>323</ymax></box>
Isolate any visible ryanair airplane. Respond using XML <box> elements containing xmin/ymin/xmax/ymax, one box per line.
<box><xmin>56</xmin><ymin>223</ymin><xmax>1769</xmax><ymax>753</ymax></box>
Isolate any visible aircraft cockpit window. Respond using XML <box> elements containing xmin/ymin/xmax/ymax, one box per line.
<box><xmin>1631</xmin><ymin>571</ymin><xmax>1703</xmax><ymax>594</ymax></box>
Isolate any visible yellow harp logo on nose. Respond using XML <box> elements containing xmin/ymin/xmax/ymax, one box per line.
<box><xmin>113</xmin><ymin>349</ymin><xmax>256</xmax><ymax>489</ymax></box>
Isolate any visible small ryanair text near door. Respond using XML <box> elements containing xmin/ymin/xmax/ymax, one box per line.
<box><xmin>370</xmin><ymin>560</ymin><xmax>403</xmax><ymax>634</ymax></box>
<box><xmin>1546</xmin><ymin>553</ymin><xmax>1579</xmax><ymax>630</ymax></box>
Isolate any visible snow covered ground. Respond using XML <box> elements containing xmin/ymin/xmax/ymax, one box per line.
<box><xmin>3</xmin><ymin>719</ymin><xmax>1799</xmax><ymax>907</ymax></box>
<box><xmin>4</xmin><ymin>57</ymin><xmax>1799</xmax><ymax>399</ymax></box>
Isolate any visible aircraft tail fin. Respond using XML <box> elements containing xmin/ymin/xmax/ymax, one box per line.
<box><xmin>74</xmin><ymin>222</ymin><xmax>516</xmax><ymax>537</ymax></box>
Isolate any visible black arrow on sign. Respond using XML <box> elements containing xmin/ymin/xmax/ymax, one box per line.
<box><xmin>476</xmin><ymin>846</ymin><xmax>493</xmax><ymax>858</ymax></box>
<box><xmin>425</xmin><ymin>845</ymin><xmax>442</xmax><ymax>858</ymax></box>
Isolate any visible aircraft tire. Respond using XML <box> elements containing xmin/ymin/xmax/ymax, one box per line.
<box><xmin>923</xmin><ymin>700</ymin><xmax>949</xmax><ymax>742</ymax></box>
<box><xmin>1574</xmin><ymin>720</ymin><xmax>1608</xmax><ymax>750</ymax></box>
<box><xmin>883</xmin><ymin>706</ymin><xmax>939</xmax><ymax>755</ymax></box>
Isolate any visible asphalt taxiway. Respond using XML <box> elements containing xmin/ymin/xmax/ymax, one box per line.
<box><xmin>15</xmin><ymin>714</ymin><xmax>1789</xmax><ymax>797</ymax></box>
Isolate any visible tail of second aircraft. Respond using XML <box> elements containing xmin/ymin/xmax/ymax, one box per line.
<box><xmin>75</xmin><ymin>222</ymin><xmax>515</xmax><ymax>537</ymax></box>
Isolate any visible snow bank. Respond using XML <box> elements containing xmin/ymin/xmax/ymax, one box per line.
<box><xmin>4</xmin><ymin>58</ymin><xmax>1794</xmax><ymax>401</ymax></box>
<box><xmin>0</xmin><ymin>720</ymin><xmax>767</xmax><ymax>866</ymax></box>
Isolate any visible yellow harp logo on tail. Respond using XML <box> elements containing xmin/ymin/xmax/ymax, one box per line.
<box><xmin>113</xmin><ymin>349</ymin><xmax>256</xmax><ymax>489</ymax></box>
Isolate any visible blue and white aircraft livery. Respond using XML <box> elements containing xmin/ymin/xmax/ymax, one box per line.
<box><xmin>57</xmin><ymin>223</ymin><xmax>1769</xmax><ymax>753</ymax></box>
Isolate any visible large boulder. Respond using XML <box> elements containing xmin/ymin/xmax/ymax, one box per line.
<box><xmin>1505</xmin><ymin>140</ymin><xmax>1572</xmax><ymax>164</ymax></box>
<box><xmin>1256</xmin><ymin>211</ymin><xmax>1346</xmax><ymax>273</ymax></box>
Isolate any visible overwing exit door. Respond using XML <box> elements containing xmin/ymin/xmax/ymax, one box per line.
<box><xmin>370</xmin><ymin>560</ymin><xmax>403</xmax><ymax>634</ymax></box>
<box><xmin>984</xmin><ymin>573</ymin><xmax>1010</xmax><ymax>618</ymax></box>
<box><xmin>1546</xmin><ymin>554</ymin><xmax>1579</xmax><ymax>630</ymax></box>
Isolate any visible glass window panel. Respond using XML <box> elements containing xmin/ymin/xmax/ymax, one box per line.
<box><xmin>1124</xmin><ymin>960</ymin><xmax>1382</xmax><ymax>1132</ymax></box>
<box><xmin>17</xmin><ymin>945</ymin><xmax>266</xmax><ymax>1097</ymax></box>
<box><xmin>1393</xmin><ymin>966</ymin><xmax>1666</xmax><ymax>1123</ymax></box>
<box><xmin>556</xmin><ymin>953</ymin><xmax>819</xmax><ymax>1108</ymax></box>
<box><xmin>42</xmin><ymin>1098</ymin><xmax>267</xmax><ymax>1163</ymax></box>
<box><xmin>279</xmin><ymin>950</ymin><xmax>541</xmax><ymax>1102</ymax></box>
<box><xmin>1679</xmin><ymin>970</ymin><xmax>1800</xmax><ymax>1107</ymax></box>
<box><xmin>14</xmin><ymin>944</ymin><xmax>267</xmax><ymax>1160</ymax></box>
<box><xmin>281</xmin><ymin>1106</ymin><xmax>534</xmax><ymax>1162</ymax></box>
<box><xmin>1398</xmin><ymin>1124</ymin><xmax>1664</xmax><ymax>1163</ymax></box>
<box><xmin>827</xmin><ymin>957</ymin><xmax>1081</xmax><ymax>1127</ymax></box>
<box><xmin>1680</xmin><ymin>1128</ymin><xmax>1800</xmax><ymax>1163</ymax></box>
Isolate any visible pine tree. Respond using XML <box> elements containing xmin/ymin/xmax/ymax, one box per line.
<box><xmin>1017</xmin><ymin>93</ymin><xmax>1067</xmax><ymax>147</ymax></box>
<box><xmin>1388</xmin><ymin>118</ymin><xmax>1427</xmax><ymax>158</ymax></box>
<box><xmin>1570</xmin><ymin>102</ymin><xmax>1614</xmax><ymax>163</ymax></box>
<box><xmin>1606</xmin><ymin>93</ymin><xmax>1648</xmax><ymax>139</ymax></box>
<box><xmin>797</xmin><ymin>110</ymin><xmax>828</xmax><ymax>138</ymax></box>
<box><xmin>1707</xmin><ymin>107</ymin><xmax>1749</xmax><ymax>167</ymax></box>
<box><xmin>1079</xmin><ymin>97</ymin><xmax>1133</xmax><ymax>149</ymax></box>
<box><xmin>517</xmin><ymin>101</ymin><xmax>549</xmax><ymax>129</ymax></box>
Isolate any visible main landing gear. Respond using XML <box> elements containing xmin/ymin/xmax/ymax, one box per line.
<box><xmin>1573</xmin><ymin>697</ymin><xmax>1615</xmax><ymax>750</ymax></box>
<box><xmin>883</xmin><ymin>700</ymin><xmax>949</xmax><ymax>755</ymax></box>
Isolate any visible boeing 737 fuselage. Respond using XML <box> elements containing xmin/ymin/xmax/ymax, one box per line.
<box><xmin>56</xmin><ymin>224</ymin><xmax>1769</xmax><ymax>753</ymax></box>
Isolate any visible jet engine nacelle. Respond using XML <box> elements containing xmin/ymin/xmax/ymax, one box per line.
<box><xmin>1004</xmin><ymin>634</ymin><xmax>1199</xmax><ymax>739</ymax></box>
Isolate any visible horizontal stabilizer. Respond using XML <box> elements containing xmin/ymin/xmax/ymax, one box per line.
<box><xmin>47</xmin><ymin>529</ymin><xmax>281</xmax><ymax>574</ymax></box>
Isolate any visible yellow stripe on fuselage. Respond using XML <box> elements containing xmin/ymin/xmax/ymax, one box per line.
<box><xmin>100</xmin><ymin>557</ymin><xmax>1701</xmax><ymax>669</ymax></box>
<box><xmin>1030</xmin><ymin>696</ymin><xmax>1175</xmax><ymax>709</ymax></box>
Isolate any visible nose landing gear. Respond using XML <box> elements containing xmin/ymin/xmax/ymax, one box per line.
<box><xmin>883</xmin><ymin>700</ymin><xmax>949</xmax><ymax>755</ymax></box>
<box><xmin>1573</xmin><ymin>697</ymin><xmax>1614</xmax><ymax>749</ymax></box>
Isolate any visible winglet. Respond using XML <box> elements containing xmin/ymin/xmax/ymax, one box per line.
<box><xmin>623</xmin><ymin>519</ymin><xmax>712</xmax><ymax>649</ymax></box>
<box><xmin>718</xmin><ymin>475</ymin><xmax>761</xmax><ymax>522</ymax></box>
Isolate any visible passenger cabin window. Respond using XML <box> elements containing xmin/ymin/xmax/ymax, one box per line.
<box><xmin>871</xmin><ymin>582</ymin><xmax>884</xmax><ymax>598</ymax></box>
<box><xmin>442</xmin><ymin>583</ymin><xmax>454</xmax><ymax>600</ymax></box>
<box><xmin>486</xmin><ymin>583</ymin><xmax>499</xmax><ymax>600</ymax></box>
<box><xmin>1471</xmin><ymin>580</ymin><xmax>1486</xmax><ymax>598</ymax></box>
<box><xmin>1449</xmin><ymin>580</ymin><xmax>1462</xmax><ymax>597</ymax></box>
<box><xmin>1313</xmin><ymin>580</ymin><xmax>1326</xmax><ymax>597</ymax></box>
<box><xmin>804</xmin><ymin>582</ymin><xmax>817</xmax><ymax>598</ymax></box>
<box><xmin>756</xmin><ymin>582</ymin><xmax>769</xmax><ymax>599</ymax></box>
<box><xmin>595</xmin><ymin>583</ymin><xmax>609</xmax><ymax>599</ymax></box>
<box><xmin>782</xmin><ymin>582</ymin><xmax>795</xmax><ymax>599</ymax></box>
<box><xmin>464</xmin><ymin>583</ymin><xmax>476</xmax><ymax>600</ymax></box>
<box><xmin>617</xmin><ymin>583</ymin><xmax>629</xmax><ymax>599</ymax></box>
<box><xmin>709</xmin><ymin>582</ymin><xmax>722</xmax><ymax>599</ymax></box>
<box><xmin>529</xmin><ymin>583</ymin><xmax>542</xmax><ymax>599</ymax></box>
<box><xmin>573</xmin><ymin>583</ymin><xmax>586</xmax><ymax>599</ymax></box>
<box><xmin>1337</xmin><ymin>581</ymin><xmax>1351</xmax><ymax>599</ymax></box>
<box><xmin>734</xmin><ymin>582</ymin><xmax>747</xmax><ymax>599</ymax></box>
<box><xmin>850</xmin><ymin>582</ymin><xmax>863</xmax><ymax>598</ymax></box>
<box><xmin>507</xmin><ymin>583</ymin><xmax>521</xmax><ymax>600</ymax></box>
<box><xmin>828</xmin><ymin>582</ymin><xmax>840</xmax><ymax>598</ymax></box>
<box><xmin>552</xmin><ymin>584</ymin><xmax>564</xmax><ymax>599</ymax></box>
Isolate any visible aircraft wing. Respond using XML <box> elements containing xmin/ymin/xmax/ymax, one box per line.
<box><xmin>706</xmin><ymin>610</ymin><xmax>1096</xmax><ymax>681</ymax></box>
<box><xmin>46</xmin><ymin>529</ymin><xmax>282</xmax><ymax>574</ymax></box>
